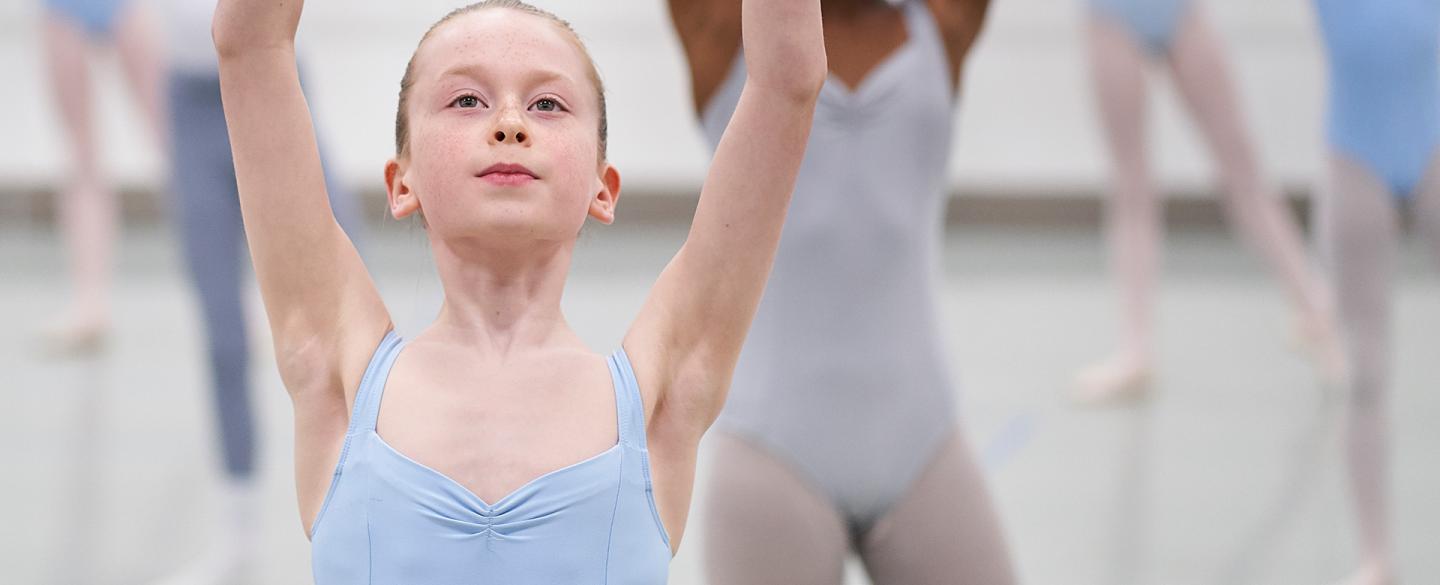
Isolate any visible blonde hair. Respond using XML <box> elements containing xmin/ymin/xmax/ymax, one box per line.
<box><xmin>394</xmin><ymin>1</ymin><xmax>608</xmax><ymax>160</ymax></box>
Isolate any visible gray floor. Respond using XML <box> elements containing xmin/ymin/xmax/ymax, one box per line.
<box><xmin>2</xmin><ymin>219</ymin><xmax>1436</xmax><ymax>585</ymax></box>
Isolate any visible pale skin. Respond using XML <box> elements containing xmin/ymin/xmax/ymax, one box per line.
<box><xmin>41</xmin><ymin>3</ymin><xmax>167</xmax><ymax>347</ymax></box>
<box><xmin>1320</xmin><ymin>154</ymin><xmax>1440</xmax><ymax>585</ymax></box>
<box><xmin>1075</xmin><ymin>5</ymin><xmax>1345</xmax><ymax>400</ymax></box>
<box><xmin>212</xmin><ymin>0</ymin><xmax>824</xmax><ymax>553</ymax></box>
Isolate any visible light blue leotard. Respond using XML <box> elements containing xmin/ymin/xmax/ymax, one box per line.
<box><xmin>45</xmin><ymin>0</ymin><xmax>126</xmax><ymax>37</ymax></box>
<box><xmin>1316</xmin><ymin>0</ymin><xmax>1440</xmax><ymax>199</ymax></box>
<box><xmin>309</xmin><ymin>331</ymin><xmax>671</xmax><ymax>584</ymax></box>
<box><xmin>1090</xmin><ymin>0</ymin><xmax>1192</xmax><ymax>53</ymax></box>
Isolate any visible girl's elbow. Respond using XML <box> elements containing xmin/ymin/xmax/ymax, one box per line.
<box><xmin>752</xmin><ymin>54</ymin><xmax>826</xmax><ymax>103</ymax></box>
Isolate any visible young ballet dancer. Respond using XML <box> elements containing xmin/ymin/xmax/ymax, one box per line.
<box><xmin>668</xmin><ymin>1</ymin><xmax>1017</xmax><ymax>583</ymax></box>
<box><xmin>213</xmin><ymin>0</ymin><xmax>824</xmax><ymax>580</ymax></box>
<box><xmin>149</xmin><ymin>0</ymin><xmax>364</xmax><ymax>582</ymax></box>
<box><xmin>38</xmin><ymin>0</ymin><xmax>167</xmax><ymax>353</ymax></box>
<box><xmin>1313</xmin><ymin>1</ymin><xmax>1440</xmax><ymax>583</ymax></box>
<box><xmin>1075</xmin><ymin>0</ymin><xmax>1345</xmax><ymax>402</ymax></box>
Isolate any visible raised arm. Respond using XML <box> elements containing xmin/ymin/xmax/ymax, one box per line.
<box><xmin>929</xmin><ymin>0</ymin><xmax>993</xmax><ymax>92</ymax></box>
<box><xmin>213</xmin><ymin>0</ymin><xmax>390</xmax><ymax>533</ymax></box>
<box><xmin>627</xmin><ymin>0</ymin><xmax>824</xmax><ymax>452</ymax></box>
<box><xmin>666</xmin><ymin>0</ymin><xmax>743</xmax><ymax>113</ymax></box>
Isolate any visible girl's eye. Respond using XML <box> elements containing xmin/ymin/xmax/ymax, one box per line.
<box><xmin>532</xmin><ymin>98</ymin><xmax>562</xmax><ymax>112</ymax></box>
<box><xmin>452</xmin><ymin>95</ymin><xmax>481</xmax><ymax>108</ymax></box>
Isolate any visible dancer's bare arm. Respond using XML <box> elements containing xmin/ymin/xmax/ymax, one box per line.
<box><xmin>629</xmin><ymin>0</ymin><xmax>823</xmax><ymax>445</ymax></box>
<box><xmin>929</xmin><ymin>0</ymin><xmax>992</xmax><ymax>92</ymax></box>
<box><xmin>214</xmin><ymin>0</ymin><xmax>391</xmax><ymax>534</ymax></box>
<box><xmin>626</xmin><ymin>0</ymin><xmax>824</xmax><ymax>548</ymax></box>
<box><xmin>666</xmin><ymin>0</ymin><xmax>742</xmax><ymax>113</ymax></box>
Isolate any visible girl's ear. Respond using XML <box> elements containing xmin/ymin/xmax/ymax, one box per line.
<box><xmin>587</xmin><ymin>163</ymin><xmax>621</xmax><ymax>224</ymax></box>
<box><xmin>385</xmin><ymin>158</ymin><xmax>422</xmax><ymax>220</ymax></box>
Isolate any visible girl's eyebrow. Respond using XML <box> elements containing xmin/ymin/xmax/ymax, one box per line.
<box><xmin>437</xmin><ymin>63</ymin><xmax>490</xmax><ymax>81</ymax></box>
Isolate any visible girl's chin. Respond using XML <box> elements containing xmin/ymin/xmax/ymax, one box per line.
<box><xmin>430</xmin><ymin>216</ymin><xmax>583</xmax><ymax>246</ymax></box>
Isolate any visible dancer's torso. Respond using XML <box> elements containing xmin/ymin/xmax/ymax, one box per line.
<box><xmin>699</xmin><ymin>0</ymin><xmax>962</xmax><ymax>525</ymax></box>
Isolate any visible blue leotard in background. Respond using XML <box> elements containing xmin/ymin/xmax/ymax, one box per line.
<box><xmin>1090</xmin><ymin>0</ymin><xmax>1192</xmax><ymax>53</ymax></box>
<box><xmin>45</xmin><ymin>0</ymin><xmax>126</xmax><ymax>37</ymax></box>
<box><xmin>1316</xmin><ymin>0</ymin><xmax>1440</xmax><ymax>198</ymax></box>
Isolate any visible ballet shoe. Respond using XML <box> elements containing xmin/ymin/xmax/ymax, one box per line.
<box><xmin>1329</xmin><ymin>561</ymin><xmax>1396</xmax><ymax>585</ymax></box>
<box><xmin>1071</xmin><ymin>354</ymin><xmax>1153</xmax><ymax>406</ymax></box>
<box><xmin>36</xmin><ymin>314</ymin><xmax>108</xmax><ymax>357</ymax></box>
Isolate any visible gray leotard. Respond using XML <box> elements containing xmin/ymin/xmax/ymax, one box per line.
<box><xmin>700</xmin><ymin>0</ymin><xmax>958</xmax><ymax>531</ymax></box>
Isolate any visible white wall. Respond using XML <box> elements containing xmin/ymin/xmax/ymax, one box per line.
<box><xmin>0</xmin><ymin>0</ymin><xmax>1329</xmax><ymax>198</ymax></box>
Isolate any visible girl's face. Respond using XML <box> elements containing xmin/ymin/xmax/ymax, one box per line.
<box><xmin>386</xmin><ymin>9</ymin><xmax>619</xmax><ymax>246</ymax></box>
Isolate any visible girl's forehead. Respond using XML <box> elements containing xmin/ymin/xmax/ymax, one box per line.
<box><xmin>418</xmin><ymin>10</ymin><xmax>588</xmax><ymax>80</ymax></box>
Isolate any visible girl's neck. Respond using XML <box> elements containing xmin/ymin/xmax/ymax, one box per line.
<box><xmin>426</xmin><ymin>235</ymin><xmax>580</xmax><ymax>355</ymax></box>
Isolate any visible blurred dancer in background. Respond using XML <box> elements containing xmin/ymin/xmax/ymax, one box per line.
<box><xmin>1313</xmin><ymin>1</ymin><xmax>1440</xmax><ymax>583</ymax></box>
<box><xmin>38</xmin><ymin>0</ymin><xmax>166</xmax><ymax>353</ymax></box>
<box><xmin>150</xmin><ymin>1</ymin><xmax>363</xmax><ymax>582</ymax></box>
<box><xmin>668</xmin><ymin>0</ymin><xmax>1017</xmax><ymax>582</ymax></box>
<box><xmin>1075</xmin><ymin>0</ymin><xmax>1344</xmax><ymax>402</ymax></box>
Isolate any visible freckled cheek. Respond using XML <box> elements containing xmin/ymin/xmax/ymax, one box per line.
<box><xmin>541</xmin><ymin>138</ymin><xmax>594</xmax><ymax>201</ymax></box>
<box><xmin>419</xmin><ymin>124</ymin><xmax>475</xmax><ymax>162</ymax></box>
<box><xmin>553</xmin><ymin>135</ymin><xmax>589</xmax><ymax>163</ymax></box>
<box><xmin>411</xmin><ymin>127</ymin><xmax>475</xmax><ymax>189</ymax></box>
<box><xmin>544</xmin><ymin>126</ymin><xmax>598</xmax><ymax>174</ymax></box>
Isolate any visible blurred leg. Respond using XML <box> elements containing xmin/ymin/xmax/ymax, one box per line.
<box><xmin>703</xmin><ymin>432</ymin><xmax>848</xmax><ymax>585</ymax></box>
<box><xmin>41</xmin><ymin>13</ymin><xmax>116</xmax><ymax>352</ymax></box>
<box><xmin>858</xmin><ymin>431</ymin><xmax>1016</xmax><ymax>585</ymax></box>
<box><xmin>151</xmin><ymin>73</ymin><xmax>258</xmax><ymax>585</ymax></box>
<box><xmin>1167</xmin><ymin>6</ymin><xmax>1345</xmax><ymax>382</ymax></box>
<box><xmin>1324</xmin><ymin>153</ymin><xmax>1440</xmax><ymax>584</ymax></box>
<box><xmin>171</xmin><ymin>76</ymin><xmax>255</xmax><ymax>483</ymax></box>
<box><xmin>1319</xmin><ymin>155</ymin><xmax>1400</xmax><ymax>585</ymax></box>
<box><xmin>113</xmin><ymin>2</ymin><xmax>170</xmax><ymax>151</ymax></box>
<box><xmin>1075</xmin><ymin>13</ymin><xmax>1160</xmax><ymax>403</ymax></box>
<box><xmin>317</xmin><ymin>135</ymin><xmax>366</xmax><ymax>248</ymax></box>
<box><xmin>294</xmin><ymin>66</ymin><xmax>368</xmax><ymax>247</ymax></box>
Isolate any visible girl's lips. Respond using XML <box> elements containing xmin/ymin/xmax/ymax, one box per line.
<box><xmin>480</xmin><ymin>172</ymin><xmax>536</xmax><ymax>186</ymax></box>
<box><xmin>477</xmin><ymin>163</ymin><xmax>538</xmax><ymax>187</ymax></box>
<box><xmin>479</xmin><ymin>162</ymin><xmax>537</xmax><ymax>176</ymax></box>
